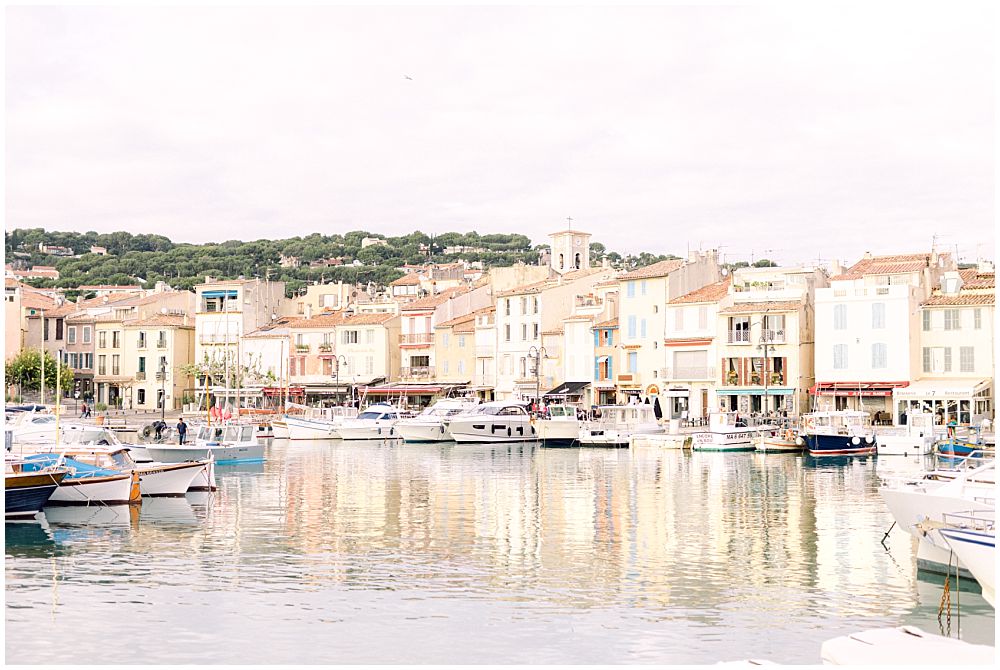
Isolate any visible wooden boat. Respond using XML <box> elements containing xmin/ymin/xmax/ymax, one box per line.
<box><xmin>753</xmin><ymin>428</ymin><xmax>804</xmax><ymax>453</ymax></box>
<box><xmin>20</xmin><ymin>454</ymin><xmax>140</xmax><ymax>505</ymax></box>
<box><xmin>5</xmin><ymin>459</ymin><xmax>69</xmax><ymax>518</ymax></box>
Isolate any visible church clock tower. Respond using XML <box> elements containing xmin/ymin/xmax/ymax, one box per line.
<box><xmin>549</xmin><ymin>219</ymin><xmax>591</xmax><ymax>275</ymax></box>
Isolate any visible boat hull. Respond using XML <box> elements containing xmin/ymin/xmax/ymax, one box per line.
<box><xmin>5</xmin><ymin>476</ymin><xmax>63</xmax><ymax>518</ymax></box>
<box><xmin>396</xmin><ymin>421</ymin><xmax>451</xmax><ymax>443</ymax></box>
<box><xmin>803</xmin><ymin>433</ymin><xmax>877</xmax><ymax>456</ymax></box>
<box><xmin>449</xmin><ymin>417</ymin><xmax>537</xmax><ymax>443</ymax></box>
<box><xmin>285</xmin><ymin>417</ymin><xmax>340</xmax><ymax>440</ymax></box>
<box><xmin>136</xmin><ymin>461</ymin><xmax>208</xmax><ymax>496</ymax></box>
<box><xmin>271</xmin><ymin>420</ymin><xmax>289</xmax><ymax>440</ymax></box>
<box><xmin>48</xmin><ymin>472</ymin><xmax>135</xmax><ymax>505</ymax></box>
<box><xmin>940</xmin><ymin>528</ymin><xmax>995</xmax><ymax>607</ymax></box>
<box><xmin>537</xmin><ymin>420</ymin><xmax>581</xmax><ymax>447</ymax></box>
<box><xmin>754</xmin><ymin>437</ymin><xmax>804</xmax><ymax>453</ymax></box>
<box><xmin>692</xmin><ymin>429</ymin><xmax>758</xmax><ymax>451</ymax></box>
<box><xmin>144</xmin><ymin>443</ymin><xmax>264</xmax><ymax>464</ymax></box>
<box><xmin>337</xmin><ymin>422</ymin><xmax>401</xmax><ymax>440</ymax></box>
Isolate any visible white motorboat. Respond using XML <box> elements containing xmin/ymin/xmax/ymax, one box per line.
<box><xmin>396</xmin><ymin>398</ymin><xmax>480</xmax><ymax>443</ymax></box>
<box><xmin>579</xmin><ymin>404</ymin><xmax>663</xmax><ymax>448</ymax></box>
<box><xmin>690</xmin><ymin>412</ymin><xmax>769</xmax><ymax>451</ymax></box>
<box><xmin>876</xmin><ymin>412</ymin><xmax>937</xmax><ymax>456</ymax></box>
<box><xmin>536</xmin><ymin>405</ymin><xmax>583</xmax><ymax>447</ymax></box>
<box><xmin>337</xmin><ymin>404</ymin><xmax>406</xmax><ymax>440</ymax></box>
<box><xmin>880</xmin><ymin>460</ymin><xmax>995</xmax><ymax>575</ymax></box>
<box><xmin>145</xmin><ymin>423</ymin><xmax>265</xmax><ymax>464</ymax></box>
<box><xmin>940</xmin><ymin>521</ymin><xmax>995</xmax><ymax>607</ymax></box>
<box><xmin>5</xmin><ymin>412</ymin><xmax>109</xmax><ymax>445</ymax></box>
<box><xmin>448</xmin><ymin>401</ymin><xmax>538</xmax><ymax>443</ymax></box>
<box><xmin>271</xmin><ymin>417</ymin><xmax>289</xmax><ymax>439</ymax></box>
<box><xmin>820</xmin><ymin>626</ymin><xmax>995</xmax><ymax>665</ymax></box>
<box><xmin>285</xmin><ymin>406</ymin><xmax>359</xmax><ymax>440</ymax></box>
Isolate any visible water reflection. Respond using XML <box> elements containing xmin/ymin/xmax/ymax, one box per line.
<box><xmin>5</xmin><ymin>441</ymin><xmax>995</xmax><ymax>664</ymax></box>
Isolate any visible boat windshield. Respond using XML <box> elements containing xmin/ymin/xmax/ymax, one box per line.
<box><xmin>357</xmin><ymin>411</ymin><xmax>387</xmax><ymax>420</ymax></box>
<box><xmin>547</xmin><ymin>406</ymin><xmax>576</xmax><ymax>418</ymax></box>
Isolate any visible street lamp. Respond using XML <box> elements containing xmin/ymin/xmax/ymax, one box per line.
<box><xmin>159</xmin><ymin>359</ymin><xmax>168</xmax><ymax>421</ymax></box>
<box><xmin>527</xmin><ymin>345</ymin><xmax>547</xmax><ymax>411</ymax></box>
<box><xmin>333</xmin><ymin>355</ymin><xmax>348</xmax><ymax>406</ymax></box>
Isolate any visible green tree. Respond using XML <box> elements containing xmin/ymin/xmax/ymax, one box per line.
<box><xmin>5</xmin><ymin>349</ymin><xmax>74</xmax><ymax>394</ymax></box>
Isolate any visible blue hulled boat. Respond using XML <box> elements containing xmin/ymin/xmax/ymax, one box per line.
<box><xmin>5</xmin><ymin>460</ymin><xmax>70</xmax><ymax>518</ymax></box>
<box><xmin>800</xmin><ymin>410</ymin><xmax>877</xmax><ymax>456</ymax></box>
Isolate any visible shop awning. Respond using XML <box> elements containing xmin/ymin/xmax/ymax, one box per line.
<box><xmin>810</xmin><ymin>382</ymin><xmax>909</xmax><ymax>397</ymax></box>
<box><xmin>544</xmin><ymin>381</ymin><xmax>590</xmax><ymax>397</ymax></box>
<box><xmin>202</xmin><ymin>289</ymin><xmax>238</xmax><ymax>298</ymax></box>
<box><xmin>360</xmin><ymin>382</ymin><xmax>468</xmax><ymax>395</ymax></box>
<box><xmin>892</xmin><ymin>378</ymin><xmax>992</xmax><ymax>399</ymax></box>
<box><xmin>262</xmin><ymin>386</ymin><xmax>305</xmax><ymax>396</ymax></box>
<box><xmin>716</xmin><ymin>388</ymin><xmax>795</xmax><ymax>396</ymax></box>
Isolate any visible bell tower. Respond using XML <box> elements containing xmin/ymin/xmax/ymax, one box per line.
<box><xmin>549</xmin><ymin>217</ymin><xmax>591</xmax><ymax>275</ymax></box>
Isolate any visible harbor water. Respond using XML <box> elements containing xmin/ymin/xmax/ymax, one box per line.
<box><xmin>5</xmin><ymin>440</ymin><xmax>995</xmax><ymax>664</ymax></box>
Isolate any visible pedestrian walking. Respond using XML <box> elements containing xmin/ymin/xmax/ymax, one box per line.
<box><xmin>176</xmin><ymin>417</ymin><xmax>188</xmax><ymax>445</ymax></box>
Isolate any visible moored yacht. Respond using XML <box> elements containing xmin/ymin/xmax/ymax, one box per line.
<box><xmin>800</xmin><ymin>410</ymin><xmax>877</xmax><ymax>456</ymax></box>
<box><xmin>579</xmin><ymin>404</ymin><xmax>662</xmax><ymax>448</ymax></box>
<box><xmin>337</xmin><ymin>404</ymin><xmax>406</xmax><ymax>440</ymax></box>
<box><xmin>285</xmin><ymin>406</ymin><xmax>359</xmax><ymax>440</ymax></box>
<box><xmin>396</xmin><ymin>398</ymin><xmax>479</xmax><ymax>443</ymax></box>
<box><xmin>448</xmin><ymin>401</ymin><xmax>537</xmax><ymax>443</ymax></box>
<box><xmin>145</xmin><ymin>423</ymin><xmax>265</xmax><ymax>464</ymax></box>
<box><xmin>692</xmin><ymin>412</ymin><xmax>773</xmax><ymax>452</ymax></box>
<box><xmin>536</xmin><ymin>405</ymin><xmax>583</xmax><ymax>447</ymax></box>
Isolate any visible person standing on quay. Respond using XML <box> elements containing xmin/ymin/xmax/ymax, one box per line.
<box><xmin>176</xmin><ymin>417</ymin><xmax>188</xmax><ymax>445</ymax></box>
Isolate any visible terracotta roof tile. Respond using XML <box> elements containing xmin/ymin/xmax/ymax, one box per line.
<box><xmin>669</xmin><ymin>277</ymin><xmax>732</xmax><ymax>304</ymax></box>
<box><xmin>340</xmin><ymin>312</ymin><xmax>398</xmax><ymax>326</ymax></box>
<box><xmin>720</xmin><ymin>300</ymin><xmax>802</xmax><ymax>314</ymax></box>
<box><xmin>435</xmin><ymin>312</ymin><xmax>477</xmax><ymax>329</ymax></box>
<box><xmin>125</xmin><ymin>314</ymin><xmax>193</xmax><ymax>327</ymax></box>
<box><xmin>922</xmin><ymin>294</ymin><xmax>995</xmax><ymax>306</ymax></box>
<box><xmin>593</xmin><ymin>318</ymin><xmax>618</xmax><ymax>328</ymax></box>
<box><xmin>286</xmin><ymin>312</ymin><xmax>346</xmax><ymax>329</ymax></box>
<box><xmin>391</xmin><ymin>273</ymin><xmax>421</xmax><ymax>286</ymax></box>
<box><xmin>402</xmin><ymin>287</ymin><xmax>468</xmax><ymax>310</ymax></box>
<box><xmin>620</xmin><ymin>259</ymin><xmax>685</xmax><ymax>281</ymax></box>
<box><xmin>831</xmin><ymin>252</ymin><xmax>952</xmax><ymax>280</ymax></box>
<box><xmin>20</xmin><ymin>291</ymin><xmax>57</xmax><ymax>311</ymax></box>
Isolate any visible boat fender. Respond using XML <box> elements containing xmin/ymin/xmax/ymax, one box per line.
<box><xmin>530</xmin><ymin>425</ymin><xmax>535</xmax><ymax>435</ymax></box>
<box><xmin>864</xmin><ymin>436</ymin><xmax>873</xmax><ymax>443</ymax></box>
<box><xmin>440</xmin><ymin>425</ymin><xmax>445</xmax><ymax>434</ymax></box>
<box><xmin>141</xmin><ymin>425</ymin><xmax>153</xmax><ymax>439</ymax></box>
<box><xmin>389</xmin><ymin>428</ymin><xmax>394</xmax><ymax>436</ymax></box>
<box><xmin>507</xmin><ymin>427</ymin><xmax>512</xmax><ymax>437</ymax></box>
<box><xmin>851</xmin><ymin>436</ymin><xmax>860</xmax><ymax>446</ymax></box>
<box><xmin>377</xmin><ymin>427</ymin><xmax>382</xmax><ymax>435</ymax></box>
<box><xmin>795</xmin><ymin>437</ymin><xmax>804</xmax><ymax>446</ymax></box>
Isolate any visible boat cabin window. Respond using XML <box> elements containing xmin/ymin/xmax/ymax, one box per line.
<box><xmin>357</xmin><ymin>411</ymin><xmax>384</xmax><ymax>420</ymax></box>
<box><xmin>548</xmin><ymin>406</ymin><xmax>575</xmax><ymax>418</ymax></box>
<box><xmin>499</xmin><ymin>406</ymin><xmax>525</xmax><ymax>416</ymax></box>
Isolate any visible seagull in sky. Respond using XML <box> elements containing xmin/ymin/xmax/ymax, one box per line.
<box><xmin>403</xmin><ymin>75</ymin><xmax>413</xmax><ymax>80</ymax></box>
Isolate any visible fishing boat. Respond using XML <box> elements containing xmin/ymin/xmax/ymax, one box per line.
<box><xmin>939</xmin><ymin>518</ymin><xmax>995</xmax><ymax>607</ymax></box>
<box><xmin>20</xmin><ymin>454</ymin><xmax>140</xmax><ymax>505</ymax></box>
<box><xmin>535</xmin><ymin>405</ymin><xmax>583</xmax><ymax>447</ymax></box>
<box><xmin>5</xmin><ymin>458</ymin><xmax>69</xmax><ymax>518</ymax></box>
<box><xmin>800</xmin><ymin>410</ymin><xmax>877</xmax><ymax>456</ymax></box>
<box><xmin>692</xmin><ymin>412</ymin><xmax>771</xmax><ymax>452</ymax></box>
<box><xmin>880</xmin><ymin>460</ymin><xmax>995</xmax><ymax>575</ymax></box>
<box><xmin>578</xmin><ymin>404</ymin><xmax>663</xmax><ymax>448</ymax></box>
<box><xmin>935</xmin><ymin>430</ymin><xmax>996</xmax><ymax>458</ymax></box>
<box><xmin>448</xmin><ymin>401</ymin><xmax>538</xmax><ymax>443</ymax></box>
<box><xmin>396</xmin><ymin>398</ymin><xmax>480</xmax><ymax>443</ymax></box>
<box><xmin>875</xmin><ymin>412</ymin><xmax>936</xmax><ymax>456</ymax></box>
<box><xmin>144</xmin><ymin>423</ymin><xmax>264</xmax><ymax>464</ymax></box>
<box><xmin>753</xmin><ymin>427</ymin><xmax>804</xmax><ymax>453</ymax></box>
<box><xmin>337</xmin><ymin>404</ymin><xmax>407</xmax><ymax>440</ymax></box>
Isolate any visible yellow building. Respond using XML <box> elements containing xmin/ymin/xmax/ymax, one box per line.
<box><xmin>122</xmin><ymin>314</ymin><xmax>196</xmax><ymax>411</ymax></box>
<box><xmin>434</xmin><ymin>312</ymin><xmax>476</xmax><ymax>384</ymax></box>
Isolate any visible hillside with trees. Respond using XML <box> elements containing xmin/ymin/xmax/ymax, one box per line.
<box><xmin>6</xmin><ymin>228</ymin><xmax>682</xmax><ymax>297</ymax></box>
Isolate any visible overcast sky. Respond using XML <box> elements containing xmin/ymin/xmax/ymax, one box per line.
<box><xmin>5</xmin><ymin>4</ymin><xmax>994</xmax><ymax>266</ymax></box>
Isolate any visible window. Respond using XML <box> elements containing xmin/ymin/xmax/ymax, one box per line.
<box><xmin>521</xmin><ymin>324</ymin><xmax>527</xmax><ymax>341</ymax></box>
<box><xmin>504</xmin><ymin>325</ymin><xmax>511</xmax><ymax>341</ymax></box>
<box><xmin>457</xmin><ymin>360</ymin><xmax>465</xmax><ymax>374</ymax></box>
<box><xmin>295</xmin><ymin>333</ymin><xmax>305</xmax><ymax>346</ymax></box>
<box><xmin>641</xmin><ymin>280</ymin><xmax>647</xmax><ymax>296</ymax></box>
<box><xmin>157</xmin><ymin>331</ymin><xmax>167</xmax><ymax>348</ymax></box>
<box><xmin>871</xmin><ymin>343</ymin><xmax>887</xmax><ymax>369</ymax></box>
<box><xmin>442</xmin><ymin>333</ymin><xmax>450</xmax><ymax>348</ymax></box>
<box><xmin>43</xmin><ymin>318</ymin><xmax>49</xmax><ymax>341</ymax></box>
<box><xmin>83</xmin><ymin>326</ymin><xmax>92</xmax><ymax>343</ymax></box>
<box><xmin>532</xmin><ymin>324</ymin><xmax>539</xmax><ymax>340</ymax></box>
<box><xmin>974</xmin><ymin>309</ymin><xmax>982</xmax><ymax>329</ymax></box>
<box><xmin>366</xmin><ymin>329</ymin><xmax>375</xmax><ymax>344</ymax></box>
<box><xmin>99</xmin><ymin>331</ymin><xmax>107</xmax><ymax>348</ymax></box>
<box><xmin>871</xmin><ymin>303</ymin><xmax>885</xmax><ymax>329</ymax></box>
<box><xmin>458</xmin><ymin>335</ymin><xmax>466</xmax><ymax>348</ymax></box>
<box><xmin>67</xmin><ymin>326</ymin><xmax>77</xmax><ymax>344</ymax></box>
<box><xmin>112</xmin><ymin>331</ymin><xmax>121</xmax><ymax>348</ymax></box>
<box><xmin>138</xmin><ymin>357</ymin><xmax>146</xmax><ymax>373</ymax></box>
<box><xmin>626</xmin><ymin>281</ymin><xmax>636</xmax><ymax>298</ymax></box>
<box><xmin>960</xmin><ymin>347</ymin><xmax>975</xmax><ymax>373</ymax></box>
<box><xmin>98</xmin><ymin>355</ymin><xmax>107</xmax><ymax>375</ymax></box>
<box><xmin>944</xmin><ymin>309</ymin><xmax>960</xmax><ymax>331</ymax></box>
<box><xmin>640</xmin><ymin>319</ymin><xmax>647</xmax><ymax>338</ymax></box>
<box><xmin>628</xmin><ymin>352</ymin><xmax>638</xmax><ymax>373</ymax></box>
<box><xmin>943</xmin><ymin>347</ymin><xmax>952</xmax><ymax>372</ymax></box>
<box><xmin>833</xmin><ymin>304</ymin><xmax>847</xmax><ymax>330</ymax></box>
<box><xmin>505</xmin><ymin>299</ymin><xmax>511</xmax><ymax>316</ymax></box>
<box><xmin>922</xmin><ymin>347</ymin><xmax>931</xmax><ymax>373</ymax></box>
<box><xmin>84</xmin><ymin>353</ymin><xmax>93</xmax><ymax>369</ymax></box>
<box><xmin>341</xmin><ymin>330</ymin><xmax>358</xmax><ymax>344</ymax></box>
<box><xmin>532</xmin><ymin>297</ymin><xmax>539</xmax><ymax>314</ymax></box>
<box><xmin>521</xmin><ymin>297</ymin><xmax>528</xmax><ymax>314</ymax></box>
<box><xmin>112</xmin><ymin>354</ymin><xmax>120</xmax><ymax>375</ymax></box>
<box><xmin>137</xmin><ymin>389</ymin><xmax>146</xmax><ymax>405</ymax></box>
<box><xmin>833</xmin><ymin>344</ymin><xmax>848</xmax><ymax>369</ymax></box>
<box><xmin>442</xmin><ymin>360</ymin><xmax>450</xmax><ymax>374</ymax></box>
<box><xmin>627</xmin><ymin>315</ymin><xmax>637</xmax><ymax>338</ymax></box>
<box><xmin>922</xmin><ymin>311</ymin><xmax>931</xmax><ymax>331</ymax></box>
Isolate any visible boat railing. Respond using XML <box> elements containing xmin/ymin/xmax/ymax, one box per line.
<box><xmin>941</xmin><ymin>509</ymin><xmax>995</xmax><ymax>532</ymax></box>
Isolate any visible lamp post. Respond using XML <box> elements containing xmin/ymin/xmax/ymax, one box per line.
<box><xmin>160</xmin><ymin>359</ymin><xmax>167</xmax><ymax>421</ymax></box>
<box><xmin>334</xmin><ymin>355</ymin><xmax>348</xmax><ymax>406</ymax></box>
<box><xmin>527</xmin><ymin>345</ymin><xmax>547</xmax><ymax>412</ymax></box>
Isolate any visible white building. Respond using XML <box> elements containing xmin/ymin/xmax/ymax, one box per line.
<box><xmin>895</xmin><ymin>265</ymin><xmax>995</xmax><ymax>425</ymax></box>
<box><xmin>813</xmin><ymin>252</ymin><xmax>955</xmax><ymax>415</ymax></box>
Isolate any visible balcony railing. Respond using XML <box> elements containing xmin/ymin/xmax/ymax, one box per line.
<box><xmin>156</xmin><ymin>372</ymin><xmax>167</xmax><ymax>381</ymax></box>
<box><xmin>135</xmin><ymin>371</ymin><xmax>146</xmax><ymax>381</ymax></box>
<box><xmin>401</xmin><ymin>366</ymin><xmax>435</xmax><ymax>379</ymax></box>
<box><xmin>138</xmin><ymin>340</ymin><xmax>147</xmax><ymax>349</ymax></box>
<box><xmin>728</xmin><ymin>330</ymin><xmax>751</xmax><ymax>344</ymax></box>
<box><xmin>761</xmin><ymin>329</ymin><xmax>786</xmax><ymax>343</ymax></box>
<box><xmin>318</xmin><ymin>343</ymin><xmax>333</xmax><ymax>352</ymax></box>
<box><xmin>98</xmin><ymin>367</ymin><xmax>107</xmax><ymax>376</ymax></box>
<box><xmin>722</xmin><ymin>371</ymin><xmax>785</xmax><ymax>386</ymax></box>
<box><xmin>157</xmin><ymin>339</ymin><xmax>167</xmax><ymax>349</ymax></box>
<box><xmin>295</xmin><ymin>343</ymin><xmax>311</xmax><ymax>353</ymax></box>
<box><xmin>111</xmin><ymin>367</ymin><xmax>121</xmax><ymax>376</ymax></box>
<box><xmin>400</xmin><ymin>333</ymin><xmax>434</xmax><ymax>345</ymax></box>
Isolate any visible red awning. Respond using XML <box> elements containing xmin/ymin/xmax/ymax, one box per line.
<box><xmin>262</xmin><ymin>386</ymin><xmax>306</xmax><ymax>396</ymax></box>
<box><xmin>810</xmin><ymin>382</ymin><xmax>909</xmax><ymax>397</ymax></box>
<box><xmin>362</xmin><ymin>386</ymin><xmax>443</xmax><ymax>395</ymax></box>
